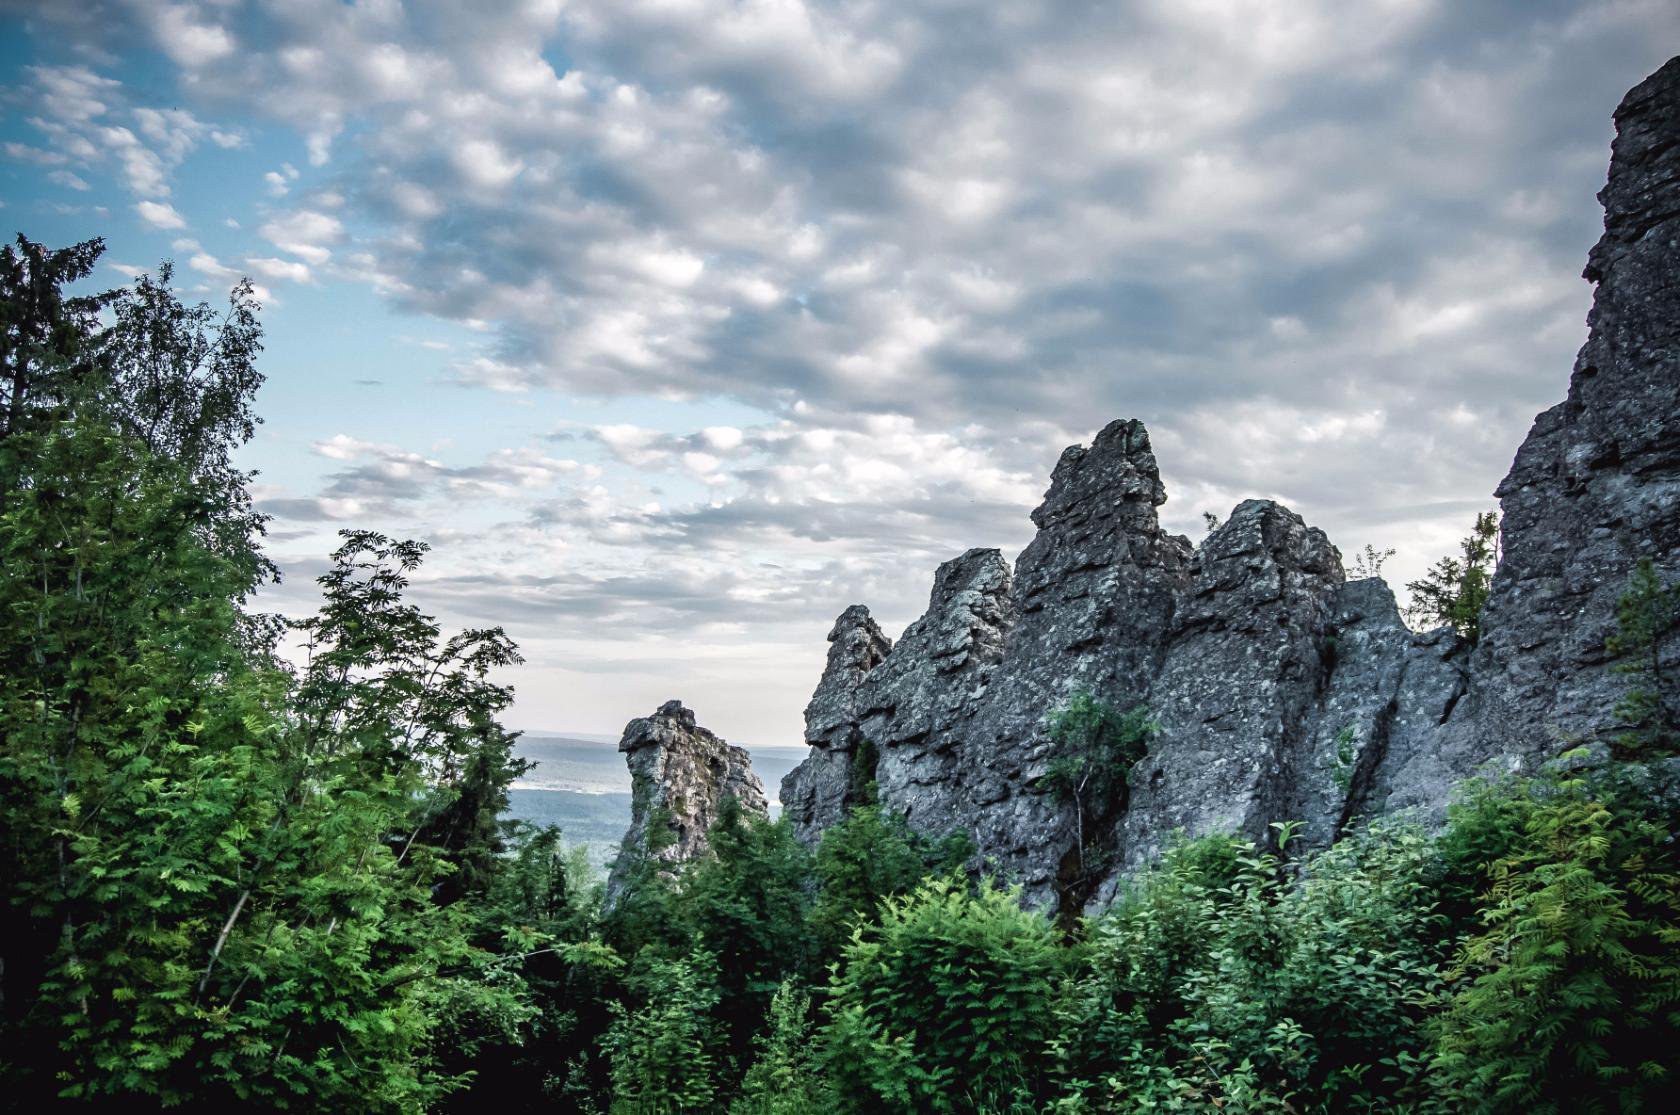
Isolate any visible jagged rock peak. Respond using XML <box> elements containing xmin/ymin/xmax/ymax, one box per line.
<box><xmin>605</xmin><ymin>700</ymin><xmax>767</xmax><ymax>902</ymax></box>
<box><xmin>780</xmin><ymin>606</ymin><xmax>894</xmax><ymax>843</ymax></box>
<box><xmin>804</xmin><ymin>605</ymin><xmax>893</xmax><ymax>748</ymax></box>
<box><xmin>1032</xmin><ymin>417</ymin><xmax>1167</xmax><ymax>529</ymax></box>
<box><xmin>894</xmin><ymin>547</ymin><xmax>1015</xmax><ymax>674</ymax></box>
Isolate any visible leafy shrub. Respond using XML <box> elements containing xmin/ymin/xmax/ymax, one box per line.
<box><xmin>1429</xmin><ymin>767</ymin><xmax>1680</xmax><ymax>1113</ymax></box>
<box><xmin>1605</xmin><ymin>558</ymin><xmax>1679</xmax><ymax>756</ymax></box>
<box><xmin>731</xmin><ymin>980</ymin><xmax>832</xmax><ymax>1114</ymax></box>
<box><xmin>809</xmin><ymin>803</ymin><xmax>971</xmax><ymax>965</ymax></box>
<box><xmin>1057</xmin><ymin>824</ymin><xmax>1448</xmax><ymax>1111</ymax></box>
<box><xmin>825</xmin><ymin>876</ymin><xmax>1066</xmax><ymax>1113</ymax></box>
<box><xmin>604</xmin><ymin>955</ymin><xmax>721</xmax><ymax>1113</ymax></box>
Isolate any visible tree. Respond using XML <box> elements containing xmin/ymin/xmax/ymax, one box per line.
<box><xmin>1406</xmin><ymin>511</ymin><xmax>1499</xmax><ymax>643</ymax></box>
<box><xmin>0</xmin><ymin>244</ymin><xmax>530</xmax><ymax>1108</ymax></box>
<box><xmin>1038</xmin><ymin>692</ymin><xmax>1157</xmax><ymax>903</ymax></box>
<box><xmin>0</xmin><ymin>234</ymin><xmax>112</xmax><ymax>446</ymax></box>
<box><xmin>682</xmin><ymin>799</ymin><xmax>813</xmax><ymax>1057</ymax></box>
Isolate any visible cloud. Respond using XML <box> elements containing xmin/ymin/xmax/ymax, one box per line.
<box><xmin>244</xmin><ymin>256</ymin><xmax>312</xmax><ymax>284</ymax></box>
<box><xmin>150</xmin><ymin>2</ymin><xmax>236</xmax><ymax>68</ymax></box>
<box><xmin>134</xmin><ymin>199</ymin><xmax>187</xmax><ymax>229</ymax></box>
<box><xmin>16</xmin><ymin>63</ymin><xmax>233</xmax><ymax>201</ymax></box>
<box><xmin>12</xmin><ymin>0</ymin><xmax>1676</xmax><ymax>741</ymax></box>
<box><xmin>258</xmin><ymin>209</ymin><xmax>342</xmax><ymax>265</ymax></box>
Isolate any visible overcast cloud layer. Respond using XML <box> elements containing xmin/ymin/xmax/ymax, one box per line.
<box><xmin>2</xmin><ymin>0</ymin><xmax>1675</xmax><ymax>744</ymax></box>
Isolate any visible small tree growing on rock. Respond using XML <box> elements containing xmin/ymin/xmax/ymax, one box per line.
<box><xmin>1040</xmin><ymin>692</ymin><xmax>1157</xmax><ymax>888</ymax></box>
<box><xmin>1406</xmin><ymin>511</ymin><xmax>1500</xmax><ymax>643</ymax></box>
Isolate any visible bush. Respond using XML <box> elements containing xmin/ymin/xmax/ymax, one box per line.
<box><xmin>1429</xmin><ymin>767</ymin><xmax>1680</xmax><ymax>1113</ymax></box>
<box><xmin>731</xmin><ymin>980</ymin><xmax>832</xmax><ymax>1114</ymax></box>
<box><xmin>809</xmin><ymin>803</ymin><xmax>970</xmax><ymax>965</ymax></box>
<box><xmin>825</xmin><ymin>876</ymin><xmax>1066</xmax><ymax>1113</ymax></box>
<box><xmin>604</xmin><ymin>955</ymin><xmax>721</xmax><ymax>1113</ymax></box>
<box><xmin>1057</xmin><ymin>824</ymin><xmax>1448</xmax><ymax>1111</ymax></box>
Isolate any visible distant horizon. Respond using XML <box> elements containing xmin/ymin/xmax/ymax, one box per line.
<box><xmin>516</xmin><ymin>727</ymin><xmax>811</xmax><ymax>753</ymax></box>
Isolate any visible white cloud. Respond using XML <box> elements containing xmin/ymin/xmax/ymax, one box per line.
<box><xmin>258</xmin><ymin>209</ymin><xmax>343</xmax><ymax>265</ymax></box>
<box><xmin>245</xmin><ymin>256</ymin><xmax>313</xmax><ymax>284</ymax></box>
<box><xmin>453</xmin><ymin>138</ymin><xmax>524</xmax><ymax>189</ymax></box>
<box><xmin>135</xmin><ymin>199</ymin><xmax>187</xmax><ymax>229</ymax></box>
<box><xmin>151</xmin><ymin>3</ymin><xmax>236</xmax><ymax>68</ymax></box>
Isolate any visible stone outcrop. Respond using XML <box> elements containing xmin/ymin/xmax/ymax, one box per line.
<box><xmin>605</xmin><ymin>700</ymin><xmax>767</xmax><ymax>902</ymax></box>
<box><xmin>778</xmin><ymin>605</ymin><xmax>894</xmax><ymax>838</ymax></box>
<box><xmin>1434</xmin><ymin>55</ymin><xmax>1680</xmax><ymax>775</ymax></box>
<box><xmin>778</xmin><ymin>56</ymin><xmax>1680</xmax><ymax>912</ymax></box>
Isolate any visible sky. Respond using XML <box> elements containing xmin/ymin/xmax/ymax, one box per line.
<box><xmin>1</xmin><ymin>1</ymin><xmax>1675</xmax><ymax>747</ymax></box>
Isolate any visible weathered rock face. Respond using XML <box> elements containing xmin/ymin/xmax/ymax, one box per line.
<box><xmin>1438</xmin><ymin>55</ymin><xmax>1680</xmax><ymax>774</ymax></box>
<box><xmin>605</xmin><ymin>700</ymin><xmax>767</xmax><ymax>901</ymax></box>
<box><xmin>1114</xmin><ymin>499</ymin><xmax>1344</xmax><ymax>873</ymax></box>
<box><xmin>780</xmin><ymin>57</ymin><xmax>1680</xmax><ymax>912</ymax></box>
<box><xmin>778</xmin><ymin>606</ymin><xmax>893</xmax><ymax>839</ymax></box>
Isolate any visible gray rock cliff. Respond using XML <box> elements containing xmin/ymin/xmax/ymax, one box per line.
<box><xmin>778</xmin><ymin>605</ymin><xmax>893</xmax><ymax>838</ymax></box>
<box><xmin>779</xmin><ymin>56</ymin><xmax>1680</xmax><ymax>913</ymax></box>
<box><xmin>1432</xmin><ymin>55</ymin><xmax>1680</xmax><ymax>776</ymax></box>
<box><xmin>605</xmin><ymin>700</ymin><xmax>767</xmax><ymax>902</ymax></box>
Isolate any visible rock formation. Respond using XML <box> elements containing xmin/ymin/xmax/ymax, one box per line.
<box><xmin>605</xmin><ymin>700</ymin><xmax>767</xmax><ymax>902</ymax></box>
<box><xmin>778</xmin><ymin>605</ymin><xmax>893</xmax><ymax>838</ymax></box>
<box><xmin>778</xmin><ymin>56</ymin><xmax>1680</xmax><ymax>913</ymax></box>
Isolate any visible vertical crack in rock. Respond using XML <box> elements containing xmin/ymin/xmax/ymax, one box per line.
<box><xmin>605</xmin><ymin>700</ymin><xmax>766</xmax><ymax>903</ymax></box>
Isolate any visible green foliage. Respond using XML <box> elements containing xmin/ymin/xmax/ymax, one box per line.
<box><xmin>1328</xmin><ymin>724</ymin><xmax>1358</xmax><ymax>795</ymax></box>
<box><xmin>730</xmin><ymin>980</ymin><xmax>832</xmax><ymax>1115</ymax></box>
<box><xmin>1406</xmin><ymin>511</ymin><xmax>1499</xmax><ymax>643</ymax></box>
<box><xmin>1604</xmin><ymin>558</ymin><xmax>1678</xmax><ymax>756</ymax></box>
<box><xmin>1040</xmin><ymin>692</ymin><xmax>1157</xmax><ymax>896</ymax></box>
<box><xmin>0</xmin><ymin>241</ymin><xmax>533</xmax><ymax>1109</ymax></box>
<box><xmin>1429</xmin><ymin>768</ymin><xmax>1680</xmax><ymax>1113</ymax></box>
<box><xmin>1057</xmin><ymin>824</ymin><xmax>1448</xmax><ymax>1112</ymax></box>
<box><xmin>605</xmin><ymin>955</ymin><xmax>721</xmax><ymax>1113</ymax></box>
<box><xmin>809</xmin><ymin>802</ymin><xmax>971</xmax><ymax>965</ymax></box>
<box><xmin>847</xmin><ymin>734</ymin><xmax>881</xmax><ymax>805</ymax></box>
<box><xmin>682</xmin><ymin>799</ymin><xmax>813</xmax><ymax>1054</ymax></box>
<box><xmin>825</xmin><ymin>876</ymin><xmax>1066</xmax><ymax>1112</ymax></box>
